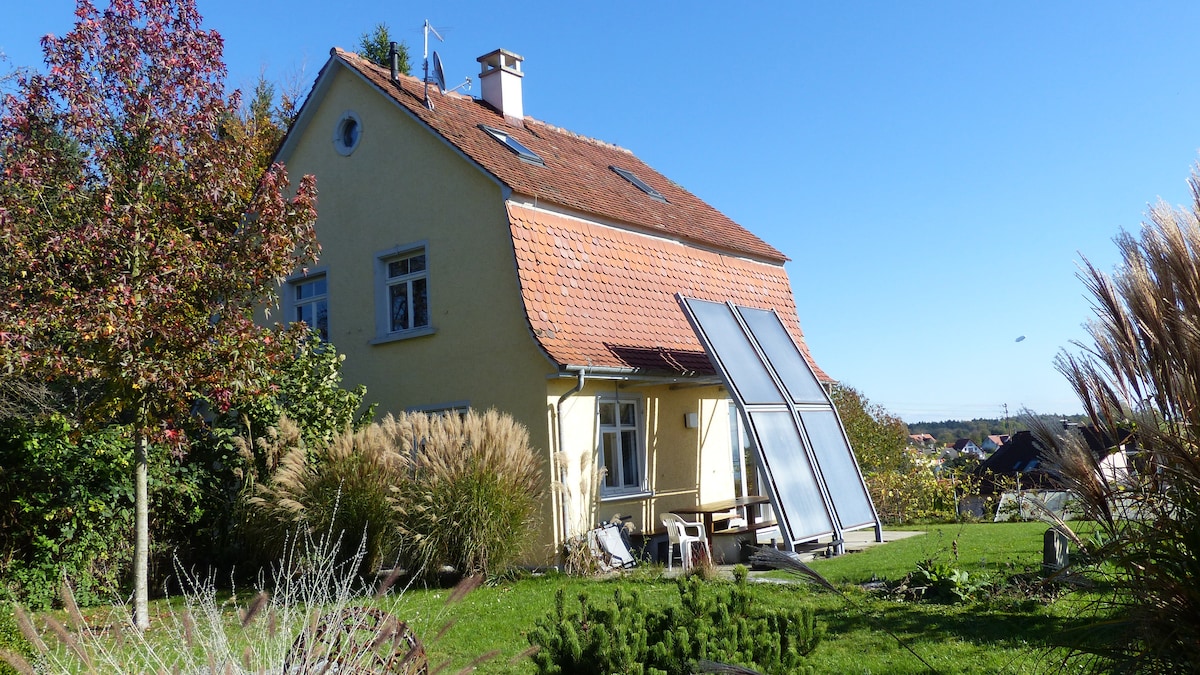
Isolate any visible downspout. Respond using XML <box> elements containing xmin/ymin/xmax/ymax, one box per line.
<box><xmin>555</xmin><ymin>367</ymin><xmax>587</xmax><ymax>546</ymax></box>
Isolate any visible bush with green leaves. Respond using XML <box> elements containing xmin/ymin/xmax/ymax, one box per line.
<box><xmin>897</xmin><ymin>559</ymin><xmax>991</xmax><ymax>604</ymax></box>
<box><xmin>0</xmin><ymin>416</ymin><xmax>213</xmax><ymax>608</ymax></box>
<box><xmin>528</xmin><ymin>568</ymin><xmax>819</xmax><ymax>675</ymax></box>
<box><xmin>0</xmin><ymin>417</ymin><xmax>135</xmax><ymax>609</ymax></box>
<box><xmin>831</xmin><ymin>384</ymin><xmax>980</xmax><ymax>523</ymax></box>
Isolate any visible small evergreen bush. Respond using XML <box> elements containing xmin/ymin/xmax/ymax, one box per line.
<box><xmin>528</xmin><ymin>567</ymin><xmax>819</xmax><ymax>675</ymax></box>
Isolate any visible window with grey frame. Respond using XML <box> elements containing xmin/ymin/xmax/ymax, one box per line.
<box><xmin>384</xmin><ymin>249</ymin><xmax>429</xmax><ymax>333</ymax></box>
<box><xmin>290</xmin><ymin>274</ymin><xmax>328</xmax><ymax>341</ymax></box>
<box><xmin>597</xmin><ymin>397</ymin><xmax>643</xmax><ymax>494</ymax></box>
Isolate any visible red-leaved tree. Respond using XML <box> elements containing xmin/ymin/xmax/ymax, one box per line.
<box><xmin>0</xmin><ymin>0</ymin><xmax>318</xmax><ymax>628</ymax></box>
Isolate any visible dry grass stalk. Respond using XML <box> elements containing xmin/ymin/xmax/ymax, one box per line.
<box><xmin>239</xmin><ymin>591</ymin><xmax>269</xmax><ymax>628</ymax></box>
<box><xmin>13</xmin><ymin>604</ymin><xmax>46</xmax><ymax>654</ymax></box>
<box><xmin>454</xmin><ymin>648</ymin><xmax>500</xmax><ymax>674</ymax></box>
<box><xmin>509</xmin><ymin>645</ymin><xmax>540</xmax><ymax>665</ymax></box>
<box><xmin>59</xmin><ymin>579</ymin><xmax>86</xmax><ymax>633</ymax></box>
<box><xmin>0</xmin><ymin>648</ymin><xmax>35</xmax><ymax>675</ymax></box>
<box><xmin>1041</xmin><ymin>172</ymin><xmax>1200</xmax><ymax>673</ymax></box>
<box><xmin>43</xmin><ymin>615</ymin><xmax>92</xmax><ymax>672</ymax></box>
<box><xmin>694</xmin><ymin>661</ymin><xmax>765</xmax><ymax>674</ymax></box>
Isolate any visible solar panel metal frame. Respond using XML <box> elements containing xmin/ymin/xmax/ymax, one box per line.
<box><xmin>679</xmin><ymin>296</ymin><xmax>882</xmax><ymax>550</ymax></box>
<box><xmin>734</xmin><ymin>305</ymin><xmax>880</xmax><ymax>532</ymax></box>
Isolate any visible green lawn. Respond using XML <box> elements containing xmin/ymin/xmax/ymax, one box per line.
<box><xmin>804</xmin><ymin>521</ymin><xmax>1064</xmax><ymax>584</ymax></box>
<box><xmin>373</xmin><ymin>521</ymin><xmax>1098</xmax><ymax>674</ymax></box>
<box><xmin>32</xmin><ymin>522</ymin><xmax>1104</xmax><ymax>674</ymax></box>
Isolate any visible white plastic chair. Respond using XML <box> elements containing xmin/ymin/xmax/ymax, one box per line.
<box><xmin>660</xmin><ymin>513</ymin><xmax>710</xmax><ymax>571</ymax></box>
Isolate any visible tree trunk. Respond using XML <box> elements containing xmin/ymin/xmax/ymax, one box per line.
<box><xmin>134</xmin><ymin>430</ymin><xmax>149</xmax><ymax>630</ymax></box>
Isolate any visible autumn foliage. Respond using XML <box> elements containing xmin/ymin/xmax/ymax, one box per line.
<box><xmin>0</xmin><ymin>0</ymin><xmax>318</xmax><ymax>626</ymax></box>
<box><xmin>0</xmin><ymin>0</ymin><xmax>317</xmax><ymax>440</ymax></box>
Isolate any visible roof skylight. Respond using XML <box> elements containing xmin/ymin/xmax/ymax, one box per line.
<box><xmin>610</xmin><ymin>165</ymin><xmax>667</xmax><ymax>202</ymax></box>
<box><xmin>480</xmin><ymin>125</ymin><xmax>544</xmax><ymax>166</ymax></box>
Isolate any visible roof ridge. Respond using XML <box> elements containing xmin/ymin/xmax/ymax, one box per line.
<box><xmin>333</xmin><ymin>47</ymin><xmax>474</xmax><ymax>100</ymax></box>
<box><xmin>324</xmin><ymin>45</ymin><xmax>787</xmax><ymax>263</ymax></box>
<box><xmin>525</xmin><ymin>118</ymin><xmax>633</xmax><ymax>155</ymax></box>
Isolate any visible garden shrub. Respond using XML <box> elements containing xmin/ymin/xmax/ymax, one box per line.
<box><xmin>528</xmin><ymin>567</ymin><xmax>819</xmax><ymax>675</ymax></box>
<box><xmin>391</xmin><ymin>409</ymin><xmax>545</xmax><ymax>580</ymax></box>
<box><xmin>0</xmin><ymin>414</ymin><xmax>238</xmax><ymax>608</ymax></box>
<box><xmin>866</xmin><ymin>459</ymin><xmax>956</xmax><ymax>523</ymax></box>
<box><xmin>247</xmin><ymin>417</ymin><xmax>405</xmax><ymax>579</ymax></box>
<box><xmin>0</xmin><ymin>417</ymin><xmax>134</xmax><ymax>609</ymax></box>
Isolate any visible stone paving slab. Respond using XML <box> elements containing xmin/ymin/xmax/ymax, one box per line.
<box><xmin>665</xmin><ymin>528</ymin><xmax>927</xmax><ymax>579</ymax></box>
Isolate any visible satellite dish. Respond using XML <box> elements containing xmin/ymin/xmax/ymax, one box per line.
<box><xmin>432</xmin><ymin>51</ymin><xmax>447</xmax><ymax>94</ymax></box>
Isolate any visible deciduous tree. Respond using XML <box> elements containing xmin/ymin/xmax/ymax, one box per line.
<box><xmin>0</xmin><ymin>0</ymin><xmax>317</xmax><ymax>628</ymax></box>
<box><xmin>830</xmin><ymin>383</ymin><xmax>908</xmax><ymax>475</ymax></box>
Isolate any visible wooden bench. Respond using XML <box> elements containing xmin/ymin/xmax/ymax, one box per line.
<box><xmin>713</xmin><ymin>518</ymin><xmax>778</xmax><ymax>537</ymax></box>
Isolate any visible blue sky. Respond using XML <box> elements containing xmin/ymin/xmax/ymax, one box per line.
<box><xmin>4</xmin><ymin>2</ymin><xmax>1199</xmax><ymax>422</ymax></box>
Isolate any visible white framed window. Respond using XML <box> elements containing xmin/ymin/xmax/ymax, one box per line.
<box><xmin>597</xmin><ymin>396</ymin><xmax>645</xmax><ymax>496</ymax></box>
<box><xmin>373</xmin><ymin>243</ymin><xmax>433</xmax><ymax>342</ymax></box>
<box><xmin>286</xmin><ymin>271</ymin><xmax>328</xmax><ymax>341</ymax></box>
<box><xmin>333</xmin><ymin>110</ymin><xmax>362</xmax><ymax>156</ymax></box>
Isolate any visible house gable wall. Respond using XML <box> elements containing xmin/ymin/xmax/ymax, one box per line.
<box><xmin>279</xmin><ymin>66</ymin><xmax>554</xmax><ymax>451</ymax></box>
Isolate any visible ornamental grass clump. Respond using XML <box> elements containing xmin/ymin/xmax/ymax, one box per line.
<box><xmin>1</xmin><ymin>522</ymin><xmax>434</xmax><ymax>674</ymax></box>
<box><xmin>1035</xmin><ymin>169</ymin><xmax>1200</xmax><ymax>674</ymax></box>
<box><xmin>391</xmin><ymin>409</ymin><xmax>545</xmax><ymax>580</ymax></box>
<box><xmin>247</xmin><ymin>416</ymin><xmax>406</xmax><ymax>580</ymax></box>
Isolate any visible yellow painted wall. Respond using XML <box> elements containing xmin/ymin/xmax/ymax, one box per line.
<box><xmin>277</xmin><ymin>62</ymin><xmax>742</xmax><ymax>565</ymax></box>
<box><xmin>279</xmin><ymin>64</ymin><xmax>559</xmax><ymax>561</ymax></box>
<box><xmin>549</xmin><ymin>380</ymin><xmax>736</xmax><ymax>546</ymax></box>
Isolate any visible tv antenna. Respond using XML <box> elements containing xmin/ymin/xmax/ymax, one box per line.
<box><xmin>422</xmin><ymin>20</ymin><xmax>443</xmax><ymax>109</ymax></box>
<box><xmin>431</xmin><ymin>51</ymin><xmax>472</xmax><ymax>95</ymax></box>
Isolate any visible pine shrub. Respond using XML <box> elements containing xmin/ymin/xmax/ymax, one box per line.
<box><xmin>528</xmin><ymin>568</ymin><xmax>819</xmax><ymax>675</ymax></box>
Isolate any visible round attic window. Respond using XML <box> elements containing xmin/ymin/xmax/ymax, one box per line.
<box><xmin>333</xmin><ymin>111</ymin><xmax>362</xmax><ymax>156</ymax></box>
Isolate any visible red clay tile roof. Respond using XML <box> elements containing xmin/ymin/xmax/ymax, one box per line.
<box><xmin>509</xmin><ymin>204</ymin><xmax>830</xmax><ymax>381</ymax></box>
<box><xmin>332</xmin><ymin>49</ymin><xmax>787</xmax><ymax>263</ymax></box>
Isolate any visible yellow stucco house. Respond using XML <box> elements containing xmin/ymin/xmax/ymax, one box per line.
<box><xmin>274</xmin><ymin>46</ymin><xmax>876</xmax><ymax>566</ymax></box>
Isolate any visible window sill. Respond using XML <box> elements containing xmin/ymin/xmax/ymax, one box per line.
<box><xmin>599</xmin><ymin>490</ymin><xmax>654</xmax><ymax>503</ymax></box>
<box><xmin>370</xmin><ymin>325</ymin><xmax>437</xmax><ymax>345</ymax></box>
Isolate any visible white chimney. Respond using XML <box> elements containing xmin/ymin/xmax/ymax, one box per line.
<box><xmin>477</xmin><ymin>49</ymin><xmax>524</xmax><ymax>120</ymax></box>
